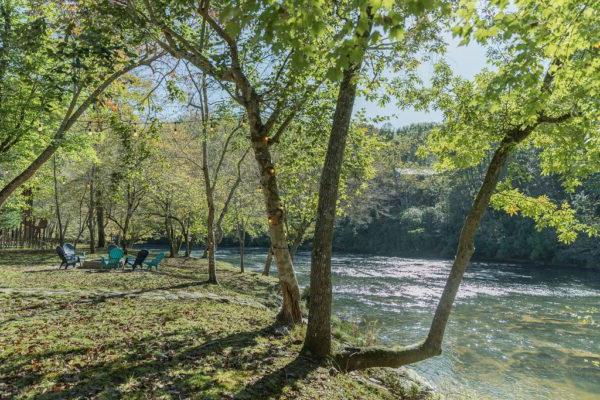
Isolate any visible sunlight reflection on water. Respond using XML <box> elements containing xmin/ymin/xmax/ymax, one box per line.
<box><xmin>208</xmin><ymin>247</ymin><xmax>599</xmax><ymax>400</ymax></box>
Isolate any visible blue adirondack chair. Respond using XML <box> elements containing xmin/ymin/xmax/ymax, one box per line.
<box><xmin>143</xmin><ymin>252</ymin><xmax>165</xmax><ymax>270</ymax></box>
<box><xmin>101</xmin><ymin>247</ymin><xmax>124</xmax><ymax>269</ymax></box>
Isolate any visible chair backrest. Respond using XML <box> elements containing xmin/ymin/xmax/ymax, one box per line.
<box><xmin>109</xmin><ymin>247</ymin><xmax>124</xmax><ymax>260</ymax></box>
<box><xmin>63</xmin><ymin>243</ymin><xmax>75</xmax><ymax>256</ymax></box>
<box><xmin>151</xmin><ymin>252</ymin><xmax>165</xmax><ymax>264</ymax></box>
<box><xmin>107</xmin><ymin>243</ymin><xmax>118</xmax><ymax>252</ymax></box>
<box><xmin>134</xmin><ymin>249</ymin><xmax>149</xmax><ymax>265</ymax></box>
<box><xmin>55</xmin><ymin>246</ymin><xmax>68</xmax><ymax>262</ymax></box>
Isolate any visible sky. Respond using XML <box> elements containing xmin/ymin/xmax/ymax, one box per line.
<box><xmin>355</xmin><ymin>35</ymin><xmax>488</xmax><ymax>127</ymax></box>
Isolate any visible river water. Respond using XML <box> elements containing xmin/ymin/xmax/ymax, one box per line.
<box><xmin>211</xmin><ymin>247</ymin><xmax>599</xmax><ymax>400</ymax></box>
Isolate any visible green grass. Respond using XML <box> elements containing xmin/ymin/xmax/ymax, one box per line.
<box><xmin>0</xmin><ymin>250</ymin><xmax>436</xmax><ymax>400</ymax></box>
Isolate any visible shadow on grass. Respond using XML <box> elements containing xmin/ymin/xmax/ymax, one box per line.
<box><xmin>0</xmin><ymin>251</ymin><xmax>56</xmax><ymax>267</ymax></box>
<box><xmin>234</xmin><ymin>354</ymin><xmax>319</xmax><ymax>399</ymax></box>
<box><xmin>23</xmin><ymin>267</ymin><xmax>72</xmax><ymax>273</ymax></box>
<box><xmin>0</xmin><ymin>280</ymin><xmax>210</xmax><ymax>328</ymax></box>
<box><xmin>88</xmin><ymin>280</ymin><xmax>209</xmax><ymax>303</ymax></box>
<box><xmin>6</xmin><ymin>325</ymin><xmax>281</xmax><ymax>400</ymax></box>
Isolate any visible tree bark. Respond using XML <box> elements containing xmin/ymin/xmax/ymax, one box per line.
<box><xmin>88</xmin><ymin>166</ymin><xmax>96</xmax><ymax>254</ymax></box>
<box><xmin>184</xmin><ymin>230</ymin><xmax>192</xmax><ymax>257</ymax></box>
<box><xmin>263</xmin><ymin>246</ymin><xmax>273</xmax><ymax>276</ymax></box>
<box><xmin>303</xmin><ymin>11</ymin><xmax>373</xmax><ymax>358</ymax></box>
<box><xmin>96</xmin><ymin>189</ymin><xmax>106</xmax><ymax>248</ymax></box>
<box><xmin>52</xmin><ymin>156</ymin><xmax>65</xmax><ymax>246</ymax></box>
<box><xmin>251</xmin><ymin>133</ymin><xmax>302</xmax><ymax>324</ymax></box>
<box><xmin>239</xmin><ymin>224</ymin><xmax>245</xmax><ymax>273</ymax></box>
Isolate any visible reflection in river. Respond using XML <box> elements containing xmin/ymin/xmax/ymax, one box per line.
<box><xmin>214</xmin><ymin>247</ymin><xmax>599</xmax><ymax>400</ymax></box>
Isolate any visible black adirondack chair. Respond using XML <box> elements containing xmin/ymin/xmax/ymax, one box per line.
<box><xmin>64</xmin><ymin>243</ymin><xmax>85</xmax><ymax>265</ymax></box>
<box><xmin>56</xmin><ymin>246</ymin><xmax>81</xmax><ymax>269</ymax></box>
<box><xmin>124</xmin><ymin>249</ymin><xmax>149</xmax><ymax>271</ymax></box>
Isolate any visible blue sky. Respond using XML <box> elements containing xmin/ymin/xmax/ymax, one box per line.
<box><xmin>355</xmin><ymin>35</ymin><xmax>488</xmax><ymax>127</ymax></box>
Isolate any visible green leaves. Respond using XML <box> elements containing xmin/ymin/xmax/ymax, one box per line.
<box><xmin>491</xmin><ymin>184</ymin><xmax>597</xmax><ymax>244</ymax></box>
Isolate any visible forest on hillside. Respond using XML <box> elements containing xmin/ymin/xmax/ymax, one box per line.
<box><xmin>333</xmin><ymin>123</ymin><xmax>600</xmax><ymax>267</ymax></box>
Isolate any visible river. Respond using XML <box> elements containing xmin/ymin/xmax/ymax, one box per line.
<box><xmin>210</xmin><ymin>247</ymin><xmax>600</xmax><ymax>400</ymax></box>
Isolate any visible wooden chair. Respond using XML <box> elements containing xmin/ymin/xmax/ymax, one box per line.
<box><xmin>143</xmin><ymin>252</ymin><xmax>165</xmax><ymax>270</ymax></box>
<box><xmin>64</xmin><ymin>243</ymin><xmax>85</xmax><ymax>265</ymax></box>
<box><xmin>124</xmin><ymin>249</ymin><xmax>149</xmax><ymax>271</ymax></box>
<box><xmin>56</xmin><ymin>246</ymin><xmax>81</xmax><ymax>269</ymax></box>
<box><xmin>101</xmin><ymin>247</ymin><xmax>124</xmax><ymax>269</ymax></box>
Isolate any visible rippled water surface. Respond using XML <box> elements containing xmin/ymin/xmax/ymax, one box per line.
<box><xmin>213</xmin><ymin>248</ymin><xmax>599</xmax><ymax>400</ymax></box>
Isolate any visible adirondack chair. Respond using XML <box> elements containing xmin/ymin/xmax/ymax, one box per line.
<box><xmin>124</xmin><ymin>249</ymin><xmax>149</xmax><ymax>271</ymax></box>
<box><xmin>64</xmin><ymin>243</ymin><xmax>85</xmax><ymax>266</ymax></box>
<box><xmin>101</xmin><ymin>247</ymin><xmax>124</xmax><ymax>269</ymax></box>
<box><xmin>143</xmin><ymin>252</ymin><xmax>165</xmax><ymax>270</ymax></box>
<box><xmin>107</xmin><ymin>243</ymin><xmax>118</xmax><ymax>253</ymax></box>
<box><xmin>56</xmin><ymin>246</ymin><xmax>81</xmax><ymax>269</ymax></box>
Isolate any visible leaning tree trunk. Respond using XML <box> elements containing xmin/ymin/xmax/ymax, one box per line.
<box><xmin>303</xmin><ymin>68</ymin><xmax>363</xmax><ymax>358</ymax></box>
<box><xmin>335</xmin><ymin>130</ymin><xmax>531</xmax><ymax>371</ymax></box>
<box><xmin>0</xmin><ymin>141</ymin><xmax>60</xmax><ymax>209</ymax></box>
<box><xmin>153</xmin><ymin>13</ymin><xmax>302</xmax><ymax>323</ymax></box>
<box><xmin>0</xmin><ymin>58</ymin><xmax>154</xmax><ymax>209</ymax></box>
<box><xmin>303</xmin><ymin>11</ymin><xmax>373</xmax><ymax>358</ymax></box>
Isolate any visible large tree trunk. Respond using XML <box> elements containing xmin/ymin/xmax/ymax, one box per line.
<box><xmin>96</xmin><ymin>189</ymin><xmax>106</xmax><ymax>248</ymax></box>
<box><xmin>335</xmin><ymin>129</ymin><xmax>532</xmax><ymax>371</ymax></box>
<box><xmin>154</xmin><ymin>13</ymin><xmax>302</xmax><ymax>324</ymax></box>
<box><xmin>302</xmin><ymin>12</ymin><xmax>373</xmax><ymax>358</ymax></box>
<box><xmin>52</xmin><ymin>155</ymin><xmax>65</xmax><ymax>246</ymax></box>
<box><xmin>251</xmin><ymin>132</ymin><xmax>302</xmax><ymax>324</ymax></box>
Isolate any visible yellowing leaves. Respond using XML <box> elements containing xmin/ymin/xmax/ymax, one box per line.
<box><xmin>491</xmin><ymin>186</ymin><xmax>598</xmax><ymax>244</ymax></box>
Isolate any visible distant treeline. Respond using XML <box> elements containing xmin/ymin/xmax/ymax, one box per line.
<box><xmin>330</xmin><ymin>123</ymin><xmax>600</xmax><ymax>268</ymax></box>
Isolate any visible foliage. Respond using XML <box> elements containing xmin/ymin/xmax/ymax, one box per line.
<box><xmin>334</xmin><ymin>123</ymin><xmax>600</xmax><ymax>266</ymax></box>
<box><xmin>490</xmin><ymin>183</ymin><xmax>598</xmax><ymax>244</ymax></box>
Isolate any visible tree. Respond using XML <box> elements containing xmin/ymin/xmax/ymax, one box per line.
<box><xmin>335</xmin><ymin>0</ymin><xmax>600</xmax><ymax>370</ymax></box>
<box><xmin>0</xmin><ymin>1</ymin><xmax>161</xmax><ymax>208</ymax></box>
<box><xmin>105</xmin><ymin>116</ymin><xmax>160</xmax><ymax>252</ymax></box>
<box><xmin>122</xmin><ymin>0</ymin><xmax>335</xmax><ymax>324</ymax></box>
<box><xmin>304</xmin><ymin>0</ymin><xmax>446</xmax><ymax>358</ymax></box>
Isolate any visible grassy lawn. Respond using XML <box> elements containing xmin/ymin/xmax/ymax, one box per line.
<box><xmin>0</xmin><ymin>250</ymin><xmax>434</xmax><ymax>400</ymax></box>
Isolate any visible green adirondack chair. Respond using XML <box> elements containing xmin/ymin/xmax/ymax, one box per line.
<box><xmin>143</xmin><ymin>252</ymin><xmax>165</xmax><ymax>270</ymax></box>
<box><xmin>101</xmin><ymin>247</ymin><xmax>124</xmax><ymax>269</ymax></box>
